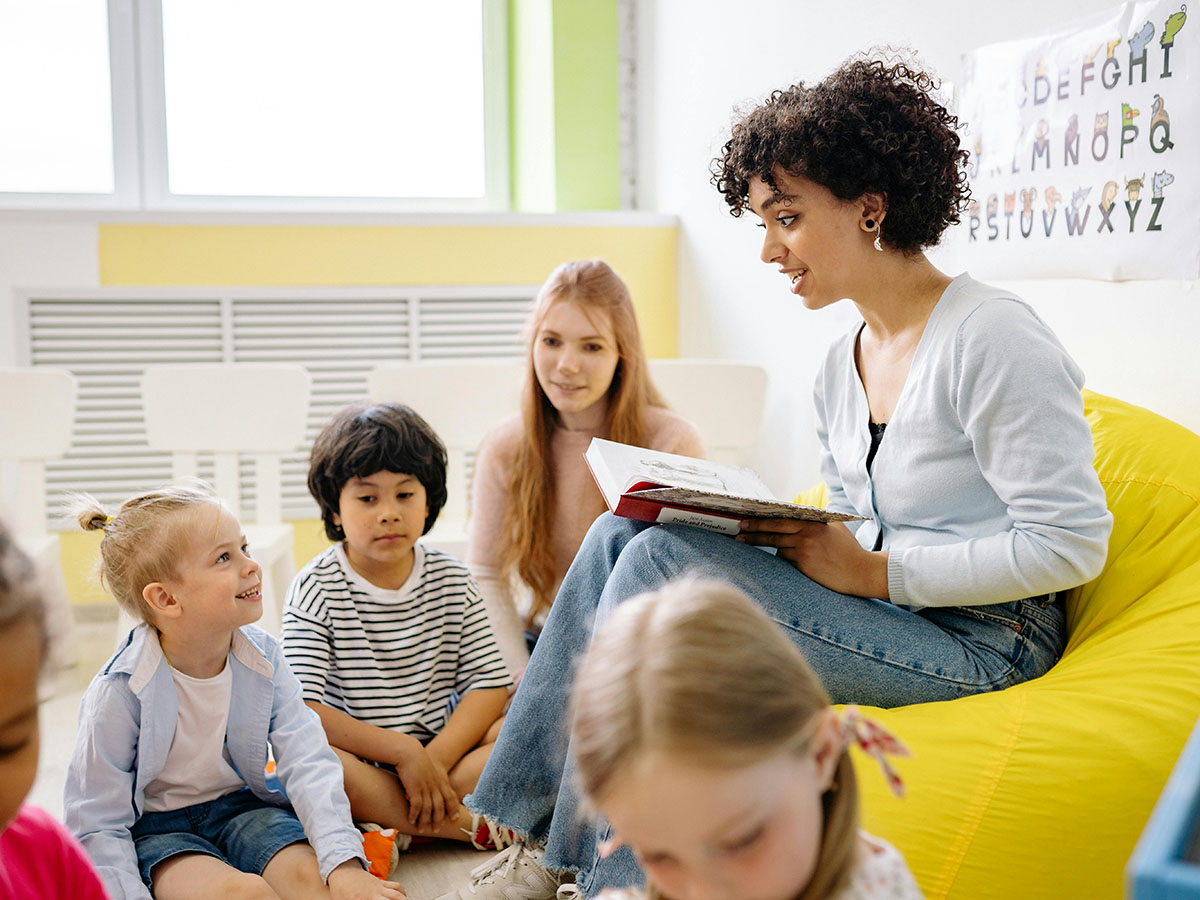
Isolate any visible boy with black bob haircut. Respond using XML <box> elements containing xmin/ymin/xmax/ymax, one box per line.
<box><xmin>282</xmin><ymin>402</ymin><xmax>512</xmax><ymax>851</ymax></box>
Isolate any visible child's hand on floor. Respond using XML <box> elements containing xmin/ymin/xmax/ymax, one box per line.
<box><xmin>328</xmin><ymin>859</ymin><xmax>407</xmax><ymax>900</ymax></box>
<box><xmin>391</xmin><ymin>735</ymin><xmax>460</xmax><ymax>831</ymax></box>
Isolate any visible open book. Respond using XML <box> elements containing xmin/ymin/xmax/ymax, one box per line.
<box><xmin>584</xmin><ymin>437</ymin><xmax>863</xmax><ymax>536</ymax></box>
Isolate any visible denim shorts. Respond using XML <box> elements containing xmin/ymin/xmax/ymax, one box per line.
<box><xmin>131</xmin><ymin>788</ymin><xmax>309</xmax><ymax>889</ymax></box>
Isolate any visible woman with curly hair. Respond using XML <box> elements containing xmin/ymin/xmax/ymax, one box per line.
<box><xmin>434</xmin><ymin>55</ymin><xmax>1112</xmax><ymax>900</ymax></box>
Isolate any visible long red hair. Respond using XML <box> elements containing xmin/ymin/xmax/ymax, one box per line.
<box><xmin>500</xmin><ymin>260</ymin><xmax>665</xmax><ymax>622</ymax></box>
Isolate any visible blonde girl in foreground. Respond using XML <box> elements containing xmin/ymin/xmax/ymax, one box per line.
<box><xmin>568</xmin><ymin>578</ymin><xmax>923</xmax><ymax>900</ymax></box>
<box><xmin>467</xmin><ymin>259</ymin><xmax>702</xmax><ymax>669</ymax></box>
<box><xmin>64</xmin><ymin>485</ymin><xmax>404</xmax><ymax>900</ymax></box>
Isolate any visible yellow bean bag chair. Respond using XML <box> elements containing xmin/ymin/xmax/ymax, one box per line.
<box><xmin>804</xmin><ymin>391</ymin><xmax>1200</xmax><ymax>900</ymax></box>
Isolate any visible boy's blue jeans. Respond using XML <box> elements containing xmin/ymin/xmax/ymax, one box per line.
<box><xmin>467</xmin><ymin>514</ymin><xmax>1065</xmax><ymax>896</ymax></box>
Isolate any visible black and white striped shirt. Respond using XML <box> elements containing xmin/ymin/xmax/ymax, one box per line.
<box><xmin>281</xmin><ymin>542</ymin><xmax>511</xmax><ymax>742</ymax></box>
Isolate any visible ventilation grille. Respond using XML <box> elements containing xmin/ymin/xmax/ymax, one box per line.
<box><xmin>21</xmin><ymin>287</ymin><xmax>532</xmax><ymax>525</ymax></box>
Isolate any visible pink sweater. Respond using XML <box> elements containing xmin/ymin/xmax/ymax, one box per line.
<box><xmin>0</xmin><ymin>805</ymin><xmax>110</xmax><ymax>899</ymax></box>
<box><xmin>467</xmin><ymin>406</ymin><xmax>704</xmax><ymax>669</ymax></box>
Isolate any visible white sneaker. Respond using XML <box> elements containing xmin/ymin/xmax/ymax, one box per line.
<box><xmin>433</xmin><ymin>844</ymin><xmax>561</xmax><ymax>900</ymax></box>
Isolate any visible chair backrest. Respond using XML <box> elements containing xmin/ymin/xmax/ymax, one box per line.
<box><xmin>367</xmin><ymin>361</ymin><xmax>525</xmax><ymax>530</ymax></box>
<box><xmin>0</xmin><ymin>367</ymin><xmax>78</xmax><ymax>538</ymax></box>
<box><xmin>648</xmin><ymin>359</ymin><xmax>767</xmax><ymax>466</ymax></box>
<box><xmin>141</xmin><ymin>363</ymin><xmax>311</xmax><ymax>523</ymax></box>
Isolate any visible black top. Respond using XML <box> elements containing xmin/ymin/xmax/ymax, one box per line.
<box><xmin>867</xmin><ymin>421</ymin><xmax>887</xmax><ymax>552</ymax></box>
<box><xmin>866</xmin><ymin>420</ymin><xmax>887</xmax><ymax>474</ymax></box>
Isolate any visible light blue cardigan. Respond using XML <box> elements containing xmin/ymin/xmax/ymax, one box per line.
<box><xmin>63</xmin><ymin>623</ymin><xmax>366</xmax><ymax>900</ymax></box>
<box><xmin>814</xmin><ymin>273</ymin><xmax>1113</xmax><ymax>608</ymax></box>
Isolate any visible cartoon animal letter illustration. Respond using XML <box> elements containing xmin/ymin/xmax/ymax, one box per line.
<box><xmin>1100</xmin><ymin>180</ymin><xmax>1119</xmax><ymax>211</ymax></box>
<box><xmin>1162</xmin><ymin>5</ymin><xmax>1187</xmax><ymax>47</ymax></box>
<box><xmin>1128</xmin><ymin>20</ymin><xmax>1155</xmax><ymax>56</ymax></box>
<box><xmin>1064</xmin><ymin>113</ymin><xmax>1080</xmax><ymax>164</ymax></box>
<box><xmin>1152</xmin><ymin>170</ymin><xmax>1175</xmax><ymax>197</ymax></box>
<box><xmin>1044</xmin><ymin>186</ymin><xmax>1063</xmax><ymax>211</ymax></box>
<box><xmin>1106</xmin><ymin>35</ymin><xmax>1122</xmax><ymax>57</ymax></box>
<box><xmin>1151</xmin><ymin>94</ymin><xmax>1170</xmax><ymax>130</ymax></box>
<box><xmin>1092</xmin><ymin>111</ymin><xmax>1111</xmax><ymax>161</ymax></box>
<box><xmin>1004</xmin><ymin>192</ymin><xmax>1016</xmax><ymax>214</ymax></box>
<box><xmin>1123</xmin><ymin>102</ymin><xmax>1141</xmax><ymax>123</ymax></box>
<box><xmin>1071</xmin><ymin>187</ymin><xmax>1092</xmax><ymax>211</ymax></box>
<box><xmin>1020</xmin><ymin>187</ymin><xmax>1037</xmax><ymax>215</ymax></box>
<box><xmin>1125</xmin><ymin>173</ymin><xmax>1146</xmax><ymax>202</ymax></box>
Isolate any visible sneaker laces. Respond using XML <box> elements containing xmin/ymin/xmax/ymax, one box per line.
<box><xmin>465</xmin><ymin>811</ymin><xmax>516</xmax><ymax>851</ymax></box>
<box><xmin>464</xmin><ymin>843</ymin><xmax>544</xmax><ymax>892</ymax></box>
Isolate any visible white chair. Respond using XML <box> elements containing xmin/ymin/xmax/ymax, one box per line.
<box><xmin>136</xmin><ymin>363</ymin><xmax>312</xmax><ymax>636</ymax></box>
<box><xmin>0</xmin><ymin>367</ymin><xmax>79</xmax><ymax>669</ymax></box>
<box><xmin>648</xmin><ymin>359</ymin><xmax>768</xmax><ymax>467</ymax></box>
<box><xmin>367</xmin><ymin>361</ymin><xmax>524</xmax><ymax>558</ymax></box>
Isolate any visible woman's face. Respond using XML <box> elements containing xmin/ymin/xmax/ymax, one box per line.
<box><xmin>600</xmin><ymin>716</ymin><xmax>841</xmax><ymax>900</ymax></box>
<box><xmin>532</xmin><ymin>299</ymin><xmax>620</xmax><ymax>430</ymax></box>
<box><xmin>748</xmin><ymin>170</ymin><xmax>871</xmax><ymax>311</ymax></box>
<box><xmin>0</xmin><ymin>618</ymin><xmax>42</xmax><ymax>831</ymax></box>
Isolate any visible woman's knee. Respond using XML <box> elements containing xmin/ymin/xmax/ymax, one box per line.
<box><xmin>584</xmin><ymin>512</ymin><xmax>649</xmax><ymax>555</ymax></box>
<box><xmin>613</xmin><ymin>523</ymin><xmax>725</xmax><ymax>584</ymax></box>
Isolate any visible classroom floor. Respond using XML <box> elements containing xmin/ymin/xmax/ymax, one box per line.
<box><xmin>30</xmin><ymin>616</ymin><xmax>488</xmax><ymax>900</ymax></box>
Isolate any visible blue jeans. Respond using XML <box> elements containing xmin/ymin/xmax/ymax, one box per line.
<box><xmin>131</xmin><ymin>789</ymin><xmax>309</xmax><ymax>889</ymax></box>
<box><xmin>467</xmin><ymin>514</ymin><xmax>1065</xmax><ymax>896</ymax></box>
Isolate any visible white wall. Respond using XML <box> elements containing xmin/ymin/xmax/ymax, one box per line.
<box><xmin>0</xmin><ymin>221</ymin><xmax>99</xmax><ymax>366</ymax></box>
<box><xmin>0</xmin><ymin>220</ymin><xmax>99</xmax><ymax>502</ymax></box>
<box><xmin>640</xmin><ymin>0</ymin><xmax>1200</xmax><ymax>496</ymax></box>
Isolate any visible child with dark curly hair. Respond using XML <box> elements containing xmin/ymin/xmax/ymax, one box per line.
<box><xmin>434</xmin><ymin>54</ymin><xmax>1112</xmax><ymax>900</ymax></box>
<box><xmin>281</xmin><ymin>403</ymin><xmax>513</xmax><ymax>852</ymax></box>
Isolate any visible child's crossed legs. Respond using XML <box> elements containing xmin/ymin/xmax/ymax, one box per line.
<box><xmin>332</xmin><ymin>715</ymin><xmax>505</xmax><ymax>843</ymax></box>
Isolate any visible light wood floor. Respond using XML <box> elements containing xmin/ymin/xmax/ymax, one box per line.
<box><xmin>30</xmin><ymin>620</ymin><xmax>492</xmax><ymax>900</ymax></box>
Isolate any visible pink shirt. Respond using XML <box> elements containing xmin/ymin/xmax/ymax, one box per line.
<box><xmin>467</xmin><ymin>406</ymin><xmax>704</xmax><ymax>668</ymax></box>
<box><xmin>0</xmin><ymin>805</ymin><xmax>110</xmax><ymax>900</ymax></box>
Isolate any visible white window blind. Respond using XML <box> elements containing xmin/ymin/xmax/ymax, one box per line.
<box><xmin>18</xmin><ymin>287</ymin><xmax>533</xmax><ymax>524</ymax></box>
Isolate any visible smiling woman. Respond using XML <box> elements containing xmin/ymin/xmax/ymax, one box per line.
<box><xmin>465</xmin><ymin>260</ymin><xmax>703</xmax><ymax>667</ymax></box>
<box><xmin>440</xmin><ymin>53</ymin><xmax>1115</xmax><ymax>900</ymax></box>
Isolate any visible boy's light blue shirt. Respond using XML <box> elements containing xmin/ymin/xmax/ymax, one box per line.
<box><xmin>63</xmin><ymin>623</ymin><xmax>367</xmax><ymax>900</ymax></box>
<box><xmin>814</xmin><ymin>273</ymin><xmax>1113</xmax><ymax>608</ymax></box>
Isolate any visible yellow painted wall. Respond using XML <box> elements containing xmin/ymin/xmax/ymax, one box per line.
<box><xmin>66</xmin><ymin>221</ymin><xmax>679</xmax><ymax>606</ymax></box>
<box><xmin>98</xmin><ymin>224</ymin><xmax>678</xmax><ymax>356</ymax></box>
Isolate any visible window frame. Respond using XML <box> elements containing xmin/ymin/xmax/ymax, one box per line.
<box><xmin>0</xmin><ymin>0</ymin><xmax>509</xmax><ymax>212</ymax></box>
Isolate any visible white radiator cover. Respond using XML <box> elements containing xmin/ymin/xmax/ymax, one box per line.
<box><xmin>16</xmin><ymin>286</ymin><xmax>535</xmax><ymax>525</ymax></box>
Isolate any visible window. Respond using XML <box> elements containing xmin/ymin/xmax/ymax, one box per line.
<box><xmin>0</xmin><ymin>0</ymin><xmax>135</xmax><ymax>206</ymax></box>
<box><xmin>0</xmin><ymin>0</ymin><xmax>507</xmax><ymax>210</ymax></box>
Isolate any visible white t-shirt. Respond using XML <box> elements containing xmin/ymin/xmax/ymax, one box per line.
<box><xmin>282</xmin><ymin>542</ymin><xmax>511</xmax><ymax>743</ymax></box>
<box><xmin>142</xmin><ymin>662</ymin><xmax>246</xmax><ymax>813</ymax></box>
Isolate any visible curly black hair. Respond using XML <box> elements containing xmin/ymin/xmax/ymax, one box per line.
<box><xmin>308</xmin><ymin>402</ymin><xmax>448</xmax><ymax>541</ymax></box>
<box><xmin>712</xmin><ymin>54</ymin><xmax>971</xmax><ymax>253</ymax></box>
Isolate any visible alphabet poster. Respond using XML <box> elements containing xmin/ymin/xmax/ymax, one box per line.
<box><xmin>957</xmin><ymin>1</ymin><xmax>1196</xmax><ymax>279</ymax></box>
